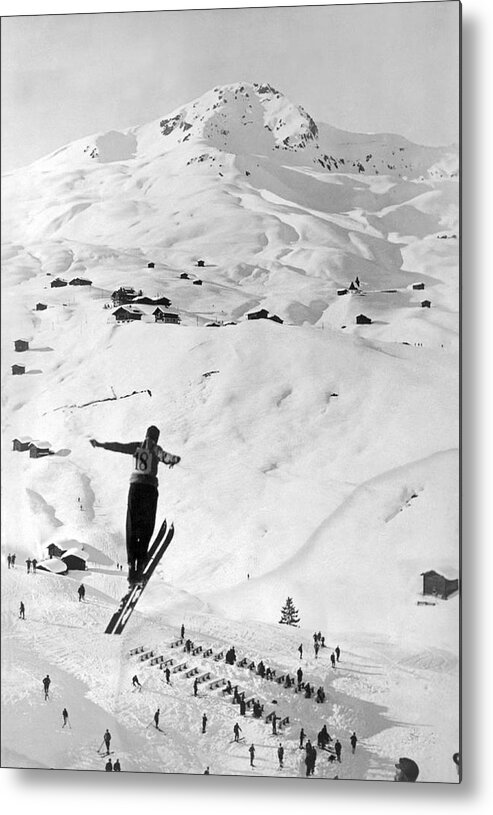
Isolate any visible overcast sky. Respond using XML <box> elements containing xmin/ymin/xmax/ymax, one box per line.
<box><xmin>1</xmin><ymin>1</ymin><xmax>460</xmax><ymax>171</ymax></box>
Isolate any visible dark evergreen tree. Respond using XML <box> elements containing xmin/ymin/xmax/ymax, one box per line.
<box><xmin>279</xmin><ymin>597</ymin><xmax>300</xmax><ymax>626</ymax></box>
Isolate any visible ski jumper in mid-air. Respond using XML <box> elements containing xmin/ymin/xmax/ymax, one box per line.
<box><xmin>90</xmin><ymin>425</ymin><xmax>180</xmax><ymax>585</ymax></box>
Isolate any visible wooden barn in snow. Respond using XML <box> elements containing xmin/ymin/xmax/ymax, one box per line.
<box><xmin>111</xmin><ymin>287</ymin><xmax>141</xmax><ymax>305</ymax></box>
<box><xmin>421</xmin><ymin>570</ymin><xmax>459</xmax><ymax>600</ymax></box>
<box><xmin>337</xmin><ymin>289</ymin><xmax>348</xmax><ymax>296</ymax></box>
<box><xmin>61</xmin><ymin>548</ymin><xmax>89</xmax><ymax>571</ymax></box>
<box><xmin>132</xmin><ymin>296</ymin><xmax>171</xmax><ymax>307</ymax></box>
<box><xmin>153</xmin><ymin>308</ymin><xmax>180</xmax><ymax>324</ymax></box>
<box><xmin>247</xmin><ymin>308</ymin><xmax>269</xmax><ymax>320</ymax></box>
<box><xmin>196</xmin><ymin>260</ymin><xmax>205</xmax><ymax>267</ymax></box>
<box><xmin>12</xmin><ymin>437</ymin><xmax>32</xmax><ymax>452</ymax></box>
<box><xmin>193</xmin><ymin>279</ymin><xmax>203</xmax><ymax>286</ymax></box>
<box><xmin>180</xmin><ymin>273</ymin><xmax>190</xmax><ymax>280</ymax></box>
<box><xmin>147</xmin><ymin>262</ymin><xmax>155</xmax><ymax>268</ymax></box>
<box><xmin>356</xmin><ymin>314</ymin><xmax>372</xmax><ymax>325</ymax></box>
<box><xmin>113</xmin><ymin>306</ymin><xmax>144</xmax><ymax>322</ymax></box>
<box><xmin>29</xmin><ymin>441</ymin><xmax>53</xmax><ymax>459</ymax></box>
<box><xmin>413</xmin><ymin>282</ymin><xmax>425</xmax><ymax>290</ymax></box>
<box><xmin>35</xmin><ymin>303</ymin><xmax>48</xmax><ymax>311</ymax></box>
<box><xmin>50</xmin><ymin>278</ymin><xmax>67</xmax><ymax>288</ymax></box>
<box><xmin>69</xmin><ymin>277</ymin><xmax>92</xmax><ymax>286</ymax></box>
<box><xmin>47</xmin><ymin>543</ymin><xmax>66</xmax><ymax>559</ymax></box>
<box><xmin>12</xmin><ymin>364</ymin><xmax>25</xmax><ymax>375</ymax></box>
<box><xmin>247</xmin><ymin>309</ymin><xmax>283</xmax><ymax>324</ymax></box>
<box><xmin>421</xmin><ymin>300</ymin><xmax>431</xmax><ymax>308</ymax></box>
<box><xmin>14</xmin><ymin>339</ymin><xmax>29</xmax><ymax>352</ymax></box>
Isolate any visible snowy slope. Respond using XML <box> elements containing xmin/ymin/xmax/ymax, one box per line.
<box><xmin>1</xmin><ymin>81</ymin><xmax>459</xmax><ymax>781</ymax></box>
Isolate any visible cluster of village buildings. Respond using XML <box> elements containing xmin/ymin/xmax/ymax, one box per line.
<box><xmin>11</xmin><ymin>270</ymin><xmax>433</xmax><ymax>378</ymax></box>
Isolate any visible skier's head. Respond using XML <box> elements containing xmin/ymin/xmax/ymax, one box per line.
<box><xmin>146</xmin><ymin>425</ymin><xmax>160</xmax><ymax>443</ymax></box>
<box><xmin>394</xmin><ymin>757</ymin><xmax>419</xmax><ymax>782</ymax></box>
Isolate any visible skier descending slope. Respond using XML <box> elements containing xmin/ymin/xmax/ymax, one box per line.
<box><xmin>90</xmin><ymin>426</ymin><xmax>180</xmax><ymax>585</ymax></box>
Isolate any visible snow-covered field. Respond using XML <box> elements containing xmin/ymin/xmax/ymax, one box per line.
<box><xmin>1</xmin><ymin>81</ymin><xmax>459</xmax><ymax>782</ymax></box>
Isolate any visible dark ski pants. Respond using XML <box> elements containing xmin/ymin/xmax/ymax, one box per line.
<box><xmin>126</xmin><ymin>483</ymin><xmax>158</xmax><ymax>575</ymax></box>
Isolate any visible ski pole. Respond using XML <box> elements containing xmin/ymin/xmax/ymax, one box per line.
<box><xmin>97</xmin><ymin>740</ymin><xmax>105</xmax><ymax>753</ymax></box>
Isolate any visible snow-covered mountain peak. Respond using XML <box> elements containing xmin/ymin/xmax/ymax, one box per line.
<box><xmin>152</xmin><ymin>81</ymin><xmax>319</xmax><ymax>158</ymax></box>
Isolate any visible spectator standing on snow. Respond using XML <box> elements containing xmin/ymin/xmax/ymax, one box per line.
<box><xmin>278</xmin><ymin>743</ymin><xmax>284</xmax><ymax>768</ymax></box>
<box><xmin>272</xmin><ymin>715</ymin><xmax>278</xmax><ymax>735</ymax></box>
<box><xmin>26</xmin><ymin>558</ymin><xmax>32</xmax><ymax>574</ymax></box>
<box><xmin>43</xmin><ymin>675</ymin><xmax>51</xmax><ymax>700</ymax></box>
<box><xmin>331</xmin><ymin>652</ymin><xmax>336</xmax><ymax>669</ymax></box>
<box><xmin>314</xmin><ymin>642</ymin><xmax>320</xmax><ymax>659</ymax></box>
<box><xmin>298</xmin><ymin>644</ymin><xmax>303</xmax><ymax>659</ymax></box>
<box><xmin>103</xmin><ymin>729</ymin><xmax>111</xmax><ymax>755</ymax></box>
<box><xmin>304</xmin><ymin>741</ymin><xmax>312</xmax><ymax>776</ymax></box>
<box><xmin>233</xmin><ymin>722</ymin><xmax>242</xmax><ymax>742</ymax></box>
<box><xmin>105</xmin><ymin>759</ymin><xmax>113</xmax><ymax>771</ymax></box>
<box><xmin>309</xmin><ymin>744</ymin><xmax>317</xmax><ymax>776</ymax></box>
<box><xmin>7</xmin><ymin>554</ymin><xmax>12</xmax><ymax>569</ymax></box>
<box><xmin>394</xmin><ymin>757</ymin><xmax>419</xmax><ymax>782</ymax></box>
<box><xmin>132</xmin><ymin>675</ymin><xmax>142</xmax><ymax>691</ymax></box>
<box><xmin>297</xmin><ymin>667</ymin><xmax>303</xmax><ymax>690</ymax></box>
<box><xmin>335</xmin><ymin>645</ymin><xmax>341</xmax><ymax>662</ymax></box>
<box><xmin>19</xmin><ymin>602</ymin><xmax>25</xmax><ymax>620</ymax></box>
<box><xmin>32</xmin><ymin>558</ymin><xmax>37</xmax><ymax>573</ymax></box>
<box><xmin>299</xmin><ymin>727</ymin><xmax>306</xmax><ymax>749</ymax></box>
<box><xmin>249</xmin><ymin>744</ymin><xmax>255</xmax><ymax>767</ymax></box>
<box><xmin>203</xmin><ymin>766</ymin><xmax>210</xmax><ymax>774</ymax></box>
<box><xmin>335</xmin><ymin>739</ymin><xmax>342</xmax><ymax>762</ymax></box>
<box><xmin>181</xmin><ymin>623</ymin><xmax>185</xmax><ymax>639</ymax></box>
<box><xmin>153</xmin><ymin>708</ymin><xmax>160</xmax><ymax>729</ymax></box>
<box><xmin>114</xmin><ymin>759</ymin><xmax>121</xmax><ymax>771</ymax></box>
<box><xmin>321</xmin><ymin>636</ymin><xmax>325</xmax><ymax>648</ymax></box>
<box><xmin>350</xmin><ymin>732</ymin><xmax>358</xmax><ymax>753</ymax></box>
<box><xmin>202</xmin><ymin>713</ymin><xmax>207</xmax><ymax>734</ymax></box>
<box><xmin>78</xmin><ymin>584</ymin><xmax>85</xmax><ymax>602</ymax></box>
<box><xmin>193</xmin><ymin>678</ymin><xmax>198</xmax><ymax>697</ymax></box>
<box><xmin>11</xmin><ymin>554</ymin><xmax>16</xmax><ymax>567</ymax></box>
<box><xmin>165</xmin><ymin>667</ymin><xmax>171</xmax><ymax>685</ymax></box>
<box><xmin>62</xmin><ymin>708</ymin><xmax>69</xmax><ymax>728</ymax></box>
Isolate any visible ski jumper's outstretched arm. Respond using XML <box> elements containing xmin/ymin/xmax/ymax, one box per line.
<box><xmin>90</xmin><ymin>440</ymin><xmax>138</xmax><ymax>454</ymax></box>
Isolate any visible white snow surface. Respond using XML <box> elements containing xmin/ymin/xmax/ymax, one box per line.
<box><xmin>1</xmin><ymin>82</ymin><xmax>458</xmax><ymax>782</ymax></box>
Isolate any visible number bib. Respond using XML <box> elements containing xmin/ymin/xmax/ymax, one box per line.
<box><xmin>133</xmin><ymin>445</ymin><xmax>153</xmax><ymax>475</ymax></box>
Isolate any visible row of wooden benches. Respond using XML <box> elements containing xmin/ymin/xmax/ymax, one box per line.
<box><xmin>129</xmin><ymin>645</ymin><xmax>290</xmax><ymax>727</ymax></box>
<box><xmin>130</xmin><ymin>641</ymin><xmax>224</xmax><ymax>661</ymax></box>
<box><xmin>129</xmin><ymin>644</ymin><xmax>229</xmax><ymax>690</ymax></box>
